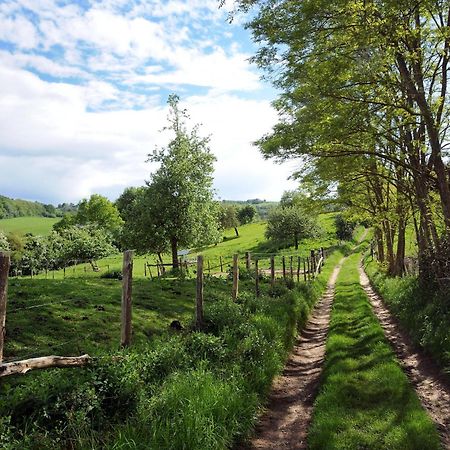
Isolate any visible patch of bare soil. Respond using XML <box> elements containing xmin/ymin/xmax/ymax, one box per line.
<box><xmin>239</xmin><ymin>258</ymin><xmax>345</xmax><ymax>450</ymax></box>
<box><xmin>359</xmin><ymin>265</ymin><xmax>450</xmax><ymax>449</ymax></box>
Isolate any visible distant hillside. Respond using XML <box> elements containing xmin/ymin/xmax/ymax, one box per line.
<box><xmin>0</xmin><ymin>195</ymin><xmax>75</xmax><ymax>219</ymax></box>
<box><xmin>221</xmin><ymin>199</ymin><xmax>278</xmax><ymax>220</ymax></box>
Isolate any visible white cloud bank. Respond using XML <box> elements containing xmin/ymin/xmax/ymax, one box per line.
<box><xmin>0</xmin><ymin>0</ymin><xmax>299</xmax><ymax>204</ymax></box>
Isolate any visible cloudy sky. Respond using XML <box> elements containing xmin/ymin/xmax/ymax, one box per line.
<box><xmin>0</xmin><ymin>0</ymin><xmax>299</xmax><ymax>205</ymax></box>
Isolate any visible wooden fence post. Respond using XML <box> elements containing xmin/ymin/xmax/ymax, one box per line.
<box><xmin>270</xmin><ymin>256</ymin><xmax>275</xmax><ymax>286</ymax></box>
<box><xmin>310</xmin><ymin>250</ymin><xmax>316</xmax><ymax>278</ymax></box>
<box><xmin>0</xmin><ymin>252</ymin><xmax>10</xmax><ymax>362</ymax></box>
<box><xmin>245</xmin><ymin>252</ymin><xmax>251</xmax><ymax>271</ymax></box>
<box><xmin>290</xmin><ymin>256</ymin><xmax>294</xmax><ymax>279</ymax></box>
<box><xmin>196</xmin><ymin>256</ymin><xmax>204</xmax><ymax>328</ymax></box>
<box><xmin>208</xmin><ymin>259</ymin><xmax>211</xmax><ymax>274</ymax></box>
<box><xmin>282</xmin><ymin>256</ymin><xmax>286</xmax><ymax>280</ymax></box>
<box><xmin>303</xmin><ymin>259</ymin><xmax>307</xmax><ymax>282</ymax></box>
<box><xmin>255</xmin><ymin>259</ymin><xmax>260</xmax><ymax>298</ymax></box>
<box><xmin>144</xmin><ymin>263</ymin><xmax>147</xmax><ymax>278</ymax></box>
<box><xmin>232</xmin><ymin>254</ymin><xmax>239</xmax><ymax>301</ymax></box>
<box><xmin>121</xmin><ymin>250</ymin><xmax>133</xmax><ymax>348</ymax></box>
<box><xmin>297</xmin><ymin>257</ymin><xmax>300</xmax><ymax>282</ymax></box>
<box><xmin>307</xmin><ymin>258</ymin><xmax>311</xmax><ymax>281</ymax></box>
<box><xmin>220</xmin><ymin>256</ymin><xmax>223</xmax><ymax>273</ymax></box>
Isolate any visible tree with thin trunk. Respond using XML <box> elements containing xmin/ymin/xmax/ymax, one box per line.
<box><xmin>145</xmin><ymin>95</ymin><xmax>220</xmax><ymax>269</ymax></box>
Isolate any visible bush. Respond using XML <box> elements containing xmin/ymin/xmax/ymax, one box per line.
<box><xmin>100</xmin><ymin>270</ymin><xmax>122</xmax><ymax>280</ymax></box>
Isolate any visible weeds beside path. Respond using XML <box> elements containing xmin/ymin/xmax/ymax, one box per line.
<box><xmin>360</xmin><ymin>264</ymin><xmax>450</xmax><ymax>449</ymax></box>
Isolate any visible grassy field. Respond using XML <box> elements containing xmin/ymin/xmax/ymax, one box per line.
<box><xmin>27</xmin><ymin>213</ymin><xmax>339</xmax><ymax>280</ymax></box>
<box><xmin>0</xmin><ymin>216</ymin><xmax>60</xmax><ymax>236</ymax></box>
<box><xmin>0</xmin><ymin>216</ymin><xmax>346</xmax><ymax>449</ymax></box>
<box><xmin>308</xmin><ymin>249</ymin><xmax>441</xmax><ymax>450</ymax></box>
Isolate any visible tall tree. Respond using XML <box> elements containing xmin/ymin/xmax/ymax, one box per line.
<box><xmin>145</xmin><ymin>95</ymin><xmax>220</xmax><ymax>268</ymax></box>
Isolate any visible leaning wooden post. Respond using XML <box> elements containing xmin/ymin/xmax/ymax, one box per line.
<box><xmin>297</xmin><ymin>256</ymin><xmax>300</xmax><ymax>282</ymax></box>
<box><xmin>303</xmin><ymin>259</ymin><xmax>307</xmax><ymax>282</ymax></box>
<box><xmin>282</xmin><ymin>256</ymin><xmax>286</xmax><ymax>280</ymax></box>
<box><xmin>0</xmin><ymin>252</ymin><xmax>11</xmax><ymax>362</ymax></box>
<box><xmin>144</xmin><ymin>263</ymin><xmax>147</xmax><ymax>278</ymax></box>
<box><xmin>255</xmin><ymin>259</ymin><xmax>260</xmax><ymax>298</ymax></box>
<box><xmin>307</xmin><ymin>257</ymin><xmax>311</xmax><ymax>281</ymax></box>
<box><xmin>220</xmin><ymin>256</ymin><xmax>223</xmax><ymax>273</ymax></box>
<box><xmin>232</xmin><ymin>254</ymin><xmax>239</xmax><ymax>301</ymax></box>
<box><xmin>290</xmin><ymin>256</ymin><xmax>294</xmax><ymax>279</ymax></box>
<box><xmin>270</xmin><ymin>256</ymin><xmax>275</xmax><ymax>286</ymax></box>
<box><xmin>121</xmin><ymin>250</ymin><xmax>133</xmax><ymax>348</ymax></box>
<box><xmin>196</xmin><ymin>256</ymin><xmax>204</xmax><ymax>328</ymax></box>
<box><xmin>245</xmin><ymin>252</ymin><xmax>251</xmax><ymax>271</ymax></box>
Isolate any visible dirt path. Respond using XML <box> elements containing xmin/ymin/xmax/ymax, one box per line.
<box><xmin>240</xmin><ymin>257</ymin><xmax>346</xmax><ymax>450</ymax></box>
<box><xmin>359</xmin><ymin>265</ymin><xmax>450</xmax><ymax>449</ymax></box>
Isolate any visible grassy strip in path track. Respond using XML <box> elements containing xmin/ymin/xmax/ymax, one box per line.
<box><xmin>308</xmin><ymin>251</ymin><xmax>442</xmax><ymax>450</ymax></box>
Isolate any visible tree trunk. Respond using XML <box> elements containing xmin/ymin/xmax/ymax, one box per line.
<box><xmin>234</xmin><ymin>227</ymin><xmax>239</xmax><ymax>237</ymax></box>
<box><xmin>171</xmin><ymin>237</ymin><xmax>179</xmax><ymax>269</ymax></box>
<box><xmin>375</xmin><ymin>227</ymin><xmax>385</xmax><ymax>262</ymax></box>
<box><xmin>393</xmin><ymin>218</ymin><xmax>406</xmax><ymax>277</ymax></box>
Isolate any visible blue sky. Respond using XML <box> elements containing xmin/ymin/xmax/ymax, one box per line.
<box><xmin>0</xmin><ymin>0</ymin><xmax>298</xmax><ymax>204</ymax></box>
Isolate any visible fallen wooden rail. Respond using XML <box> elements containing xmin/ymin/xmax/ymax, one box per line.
<box><xmin>0</xmin><ymin>354</ymin><xmax>91</xmax><ymax>377</ymax></box>
<box><xmin>314</xmin><ymin>256</ymin><xmax>324</xmax><ymax>277</ymax></box>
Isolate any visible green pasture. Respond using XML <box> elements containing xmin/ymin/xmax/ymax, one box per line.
<box><xmin>0</xmin><ymin>216</ymin><xmax>60</xmax><ymax>236</ymax></box>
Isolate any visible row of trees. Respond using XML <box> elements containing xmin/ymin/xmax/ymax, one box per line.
<box><xmin>236</xmin><ymin>0</ymin><xmax>450</xmax><ymax>284</ymax></box>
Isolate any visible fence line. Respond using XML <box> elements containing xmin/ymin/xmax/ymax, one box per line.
<box><xmin>1</xmin><ymin>246</ymin><xmax>328</xmax><ymax>377</ymax></box>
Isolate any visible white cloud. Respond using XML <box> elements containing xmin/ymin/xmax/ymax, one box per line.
<box><xmin>0</xmin><ymin>14</ymin><xmax>39</xmax><ymax>49</ymax></box>
<box><xmin>0</xmin><ymin>64</ymin><xmax>296</xmax><ymax>203</ymax></box>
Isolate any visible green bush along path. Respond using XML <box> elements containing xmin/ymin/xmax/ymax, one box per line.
<box><xmin>307</xmin><ymin>248</ymin><xmax>442</xmax><ymax>450</ymax></box>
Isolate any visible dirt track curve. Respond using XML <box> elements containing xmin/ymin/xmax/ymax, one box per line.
<box><xmin>359</xmin><ymin>265</ymin><xmax>450</xmax><ymax>449</ymax></box>
<box><xmin>240</xmin><ymin>257</ymin><xmax>346</xmax><ymax>450</ymax></box>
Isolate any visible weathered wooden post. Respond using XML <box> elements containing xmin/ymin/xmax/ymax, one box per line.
<box><xmin>290</xmin><ymin>256</ymin><xmax>294</xmax><ymax>279</ymax></box>
<box><xmin>282</xmin><ymin>256</ymin><xmax>286</xmax><ymax>280</ymax></box>
<box><xmin>121</xmin><ymin>250</ymin><xmax>133</xmax><ymax>348</ymax></box>
<box><xmin>196</xmin><ymin>255</ymin><xmax>204</xmax><ymax>328</ymax></box>
<box><xmin>270</xmin><ymin>255</ymin><xmax>275</xmax><ymax>286</ymax></box>
<box><xmin>307</xmin><ymin>257</ymin><xmax>311</xmax><ymax>281</ymax></box>
<box><xmin>144</xmin><ymin>263</ymin><xmax>147</xmax><ymax>277</ymax></box>
<box><xmin>321</xmin><ymin>247</ymin><xmax>325</xmax><ymax>261</ymax></box>
<box><xmin>303</xmin><ymin>259</ymin><xmax>307</xmax><ymax>282</ymax></box>
<box><xmin>297</xmin><ymin>257</ymin><xmax>300</xmax><ymax>282</ymax></box>
<box><xmin>63</xmin><ymin>265</ymin><xmax>66</xmax><ymax>278</ymax></box>
<box><xmin>310</xmin><ymin>250</ymin><xmax>316</xmax><ymax>278</ymax></box>
<box><xmin>0</xmin><ymin>252</ymin><xmax>10</xmax><ymax>362</ymax></box>
<box><xmin>148</xmin><ymin>265</ymin><xmax>153</xmax><ymax>280</ymax></box>
<box><xmin>208</xmin><ymin>259</ymin><xmax>211</xmax><ymax>274</ymax></box>
<box><xmin>232</xmin><ymin>253</ymin><xmax>239</xmax><ymax>301</ymax></box>
<box><xmin>245</xmin><ymin>252</ymin><xmax>251</xmax><ymax>271</ymax></box>
<box><xmin>255</xmin><ymin>259</ymin><xmax>260</xmax><ymax>298</ymax></box>
<box><xmin>220</xmin><ymin>256</ymin><xmax>223</xmax><ymax>273</ymax></box>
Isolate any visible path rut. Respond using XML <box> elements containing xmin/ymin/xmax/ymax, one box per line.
<box><xmin>240</xmin><ymin>258</ymin><xmax>345</xmax><ymax>450</ymax></box>
<box><xmin>359</xmin><ymin>265</ymin><xmax>450</xmax><ymax>449</ymax></box>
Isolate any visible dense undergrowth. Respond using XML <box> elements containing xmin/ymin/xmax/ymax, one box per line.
<box><xmin>365</xmin><ymin>259</ymin><xmax>450</xmax><ymax>374</ymax></box>
<box><xmin>308</xmin><ymin>252</ymin><xmax>442</xmax><ymax>450</ymax></box>
<box><xmin>0</xmin><ymin>248</ymin><xmax>345</xmax><ymax>449</ymax></box>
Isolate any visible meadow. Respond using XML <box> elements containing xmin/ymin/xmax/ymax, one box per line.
<box><xmin>0</xmin><ymin>217</ymin><xmax>60</xmax><ymax>236</ymax></box>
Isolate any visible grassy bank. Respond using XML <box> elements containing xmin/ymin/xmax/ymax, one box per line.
<box><xmin>365</xmin><ymin>259</ymin><xmax>450</xmax><ymax>374</ymax></box>
<box><xmin>0</xmin><ymin>217</ymin><xmax>60</xmax><ymax>236</ymax></box>
<box><xmin>0</xmin><ymin>246</ymin><xmax>345</xmax><ymax>449</ymax></box>
<box><xmin>308</xmin><ymin>252</ymin><xmax>441</xmax><ymax>450</ymax></box>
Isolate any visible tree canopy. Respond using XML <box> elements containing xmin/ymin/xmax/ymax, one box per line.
<box><xmin>233</xmin><ymin>0</ymin><xmax>450</xmax><ymax>282</ymax></box>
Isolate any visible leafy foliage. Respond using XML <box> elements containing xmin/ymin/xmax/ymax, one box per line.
<box><xmin>0</xmin><ymin>231</ymin><xmax>9</xmax><ymax>251</ymax></box>
<box><xmin>266</xmin><ymin>204</ymin><xmax>319</xmax><ymax>249</ymax></box>
<box><xmin>237</xmin><ymin>205</ymin><xmax>257</xmax><ymax>224</ymax></box>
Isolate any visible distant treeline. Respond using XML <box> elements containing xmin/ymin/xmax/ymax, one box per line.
<box><xmin>0</xmin><ymin>195</ymin><xmax>76</xmax><ymax>219</ymax></box>
<box><xmin>221</xmin><ymin>199</ymin><xmax>278</xmax><ymax>220</ymax></box>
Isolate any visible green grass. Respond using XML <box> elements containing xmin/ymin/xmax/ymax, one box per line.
<box><xmin>365</xmin><ymin>258</ymin><xmax>450</xmax><ymax>373</ymax></box>
<box><xmin>30</xmin><ymin>214</ymin><xmax>340</xmax><ymax>280</ymax></box>
<box><xmin>1</xmin><ymin>245</ymin><xmax>344</xmax><ymax>449</ymax></box>
<box><xmin>0</xmin><ymin>216</ymin><xmax>60</xmax><ymax>236</ymax></box>
<box><xmin>308</xmin><ymin>251</ymin><xmax>441</xmax><ymax>450</ymax></box>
